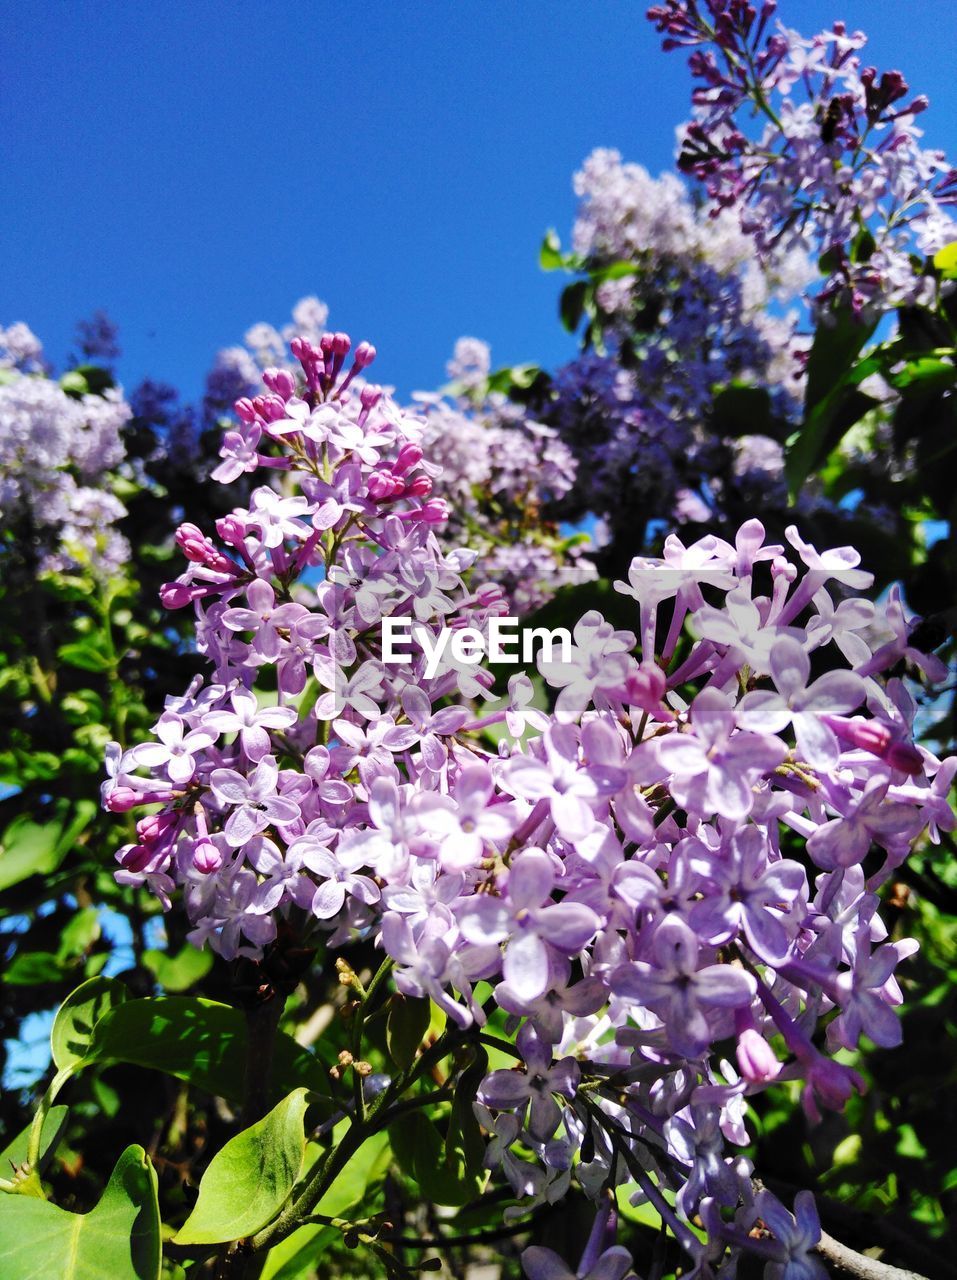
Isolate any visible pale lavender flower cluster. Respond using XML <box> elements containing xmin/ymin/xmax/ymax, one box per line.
<box><xmin>648</xmin><ymin>0</ymin><xmax>957</xmax><ymax>314</ymax></box>
<box><xmin>0</xmin><ymin>322</ymin><xmax>45</xmax><ymax>373</ymax></box>
<box><xmin>0</xmin><ymin>362</ymin><xmax>132</xmax><ymax>575</ymax></box>
<box><xmin>417</xmin><ymin>338</ymin><xmax>592</xmax><ymax>610</ymax></box>
<box><xmin>206</xmin><ymin>312</ymin><xmax>588</xmax><ymax>610</ymax></box>
<box><xmin>540</xmin><ymin>152</ymin><xmax>810</xmax><ymax>540</ymax></box>
<box><xmin>105</xmin><ymin>330</ymin><xmax>952</xmax><ymax>1277</ymax></box>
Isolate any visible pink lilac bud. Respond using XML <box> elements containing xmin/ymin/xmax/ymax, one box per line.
<box><xmin>215</xmin><ymin>514</ymin><xmax>247</xmax><ymax>547</ymax></box>
<box><xmin>823</xmin><ymin>716</ymin><xmax>924</xmax><ymax>776</ymax></box>
<box><xmin>404</xmin><ymin>474</ymin><xmax>433</xmax><ymax>498</ymax></box>
<box><xmin>117</xmin><ymin>843</ymin><xmax>154</xmax><ymax>873</ymax></box>
<box><xmin>234</xmin><ymin>397</ymin><xmax>257</xmax><ymax>424</ymax></box>
<box><xmin>193</xmin><ymin>837</ymin><xmax>224</xmax><ymax>874</ymax></box>
<box><xmin>160</xmin><ymin>581</ymin><xmax>196</xmax><ymax>610</ymax></box>
<box><xmin>175</xmin><ymin>523</ymin><xmax>212</xmax><ymax>563</ymax></box>
<box><xmin>252</xmin><ymin>394</ymin><xmax>286</xmax><ymax>423</ymax></box>
<box><xmin>416</xmin><ymin>498</ymin><xmax>449</xmax><ymax>524</ymax></box>
<box><xmin>359</xmin><ymin>384</ymin><xmax>382</xmax><ymax>411</ymax></box>
<box><xmin>799</xmin><ymin>1052</ymin><xmax>866</xmax><ymax>1124</ymax></box>
<box><xmin>624</xmin><ymin>662</ymin><xmax>673</xmax><ymax>719</ymax></box>
<box><xmin>393</xmin><ymin>442</ymin><xmax>424</xmax><ymax>475</ymax></box>
<box><xmin>136</xmin><ymin>811</ymin><xmax>178</xmax><ymax>849</ymax></box>
<box><xmin>104</xmin><ymin>783</ymin><xmax>149</xmax><ymax>814</ymax></box>
<box><xmin>290</xmin><ymin>336</ymin><xmax>317</xmax><ymax>364</ymax></box>
<box><xmin>354</xmin><ymin>341</ymin><xmax>376</xmax><ymax>369</ymax></box>
<box><xmin>368</xmin><ymin>471</ymin><xmax>403</xmax><ymax>501</ymax></box>
<box><xmin>736</xmin><ymin>1028</ymin><xmax>782</xmax><ymax>1084</ymax></box>
<box><xmin>263</xmin><ymin>367</ymin><xmax>297</xmax><ymax>401</ymax></box>
<box><xmin>475</xmin><ymin>583</ymin><xmax>507</xmax><ymax>609</ymax></box>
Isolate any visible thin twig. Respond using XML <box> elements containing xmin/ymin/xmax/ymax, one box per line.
<box><xmin>816</xmin><ymin>1230</ymin><xmax>931</xmax><ymax>1280</ymax></box>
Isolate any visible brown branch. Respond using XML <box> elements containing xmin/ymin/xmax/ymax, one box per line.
<box><xmin>816</xmin><ymin>1231</ymin><xmax>932</xmax><ymax>1280</ymax></box>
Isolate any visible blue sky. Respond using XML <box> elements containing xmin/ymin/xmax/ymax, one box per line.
<box><xmin>3</xmin><ymin>0</ymin><xmax>957</xmax><ymax>403</ymax></box>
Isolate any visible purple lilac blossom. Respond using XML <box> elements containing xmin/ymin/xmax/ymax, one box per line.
<box><xmin>104</xmin><ymin>321</ymin><xmax>952</xmax><ymax>1279</ymax></box>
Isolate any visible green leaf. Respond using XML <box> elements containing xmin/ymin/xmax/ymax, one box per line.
<box><xmin>540</xmin><ymin>229</ymin><xmax>564</xmax><ymax>270</ymax></box>
<box><xmin>0</xmin><ymin>817</ymin><xmax>64</xmax><ymax>892</ymax></box>
<box><xmin>59</xmin><ymin>370</ymin><xmax>89</xmax><ymax>396</ymax></box>
<box><xmin>142</xmin><ymin>945</ymin><xmax>213</xmax><ymax>992</ymax></box>
<box><xmin>80</xmin><ymin>996</ymin><xmax>330</xmax><ymax>1103</ymax></box>
<box><xmin>933</xmin><ymin>240</ymin><xmax>957</xmax><ymax>279</ymax></box>
<box><xmin>560</xmin><ymin>281</ymin><xmax>590</xmax><ymax>333</ymax></box>
<box><xmin>445</xmin><ymin>1048</ymin><xmax>488</xmax><ymax>1185</ymax></box>
<box><xmin>0</xmin><ymin>799</ymin><xmax>97</xmax><ymax>892</ymax></box>
<box><xmin>57</xmin><ymin>640</ymin><xmax>112</xmax><ymax>673</ymax></box>
<box><xmin>51</xmin><ymin>976</ymin><xmax>129</xmax><ymax>1071</ymax></box>
<box><xmin>386</xmin><ymin>995</ymin><xmax>431</xmax><ymax>1070</ymax></box>
<box><xmin>260</xmin><ymin>1225</ymin><xmax>337</xmax><ymax>1280</ymax></box>
<box><xmin>313</xmin><ymin>1130</ymin><xmax>392</xmax><ymax>1217</ymax></box>
<box><xmin>390</xmin><ymin>1110</ymin><xmax>486</xmax><ymax>1207</ymax></box>
<box><xmin>889</xmin><ymin>357</ymin><xmax>957</xmax><ymax>391</ymax></box>
<box><xmin>850</xmin><ymin>226</ymin><xmax>876</xmax><ymax>264</ymax></box>
<box><xmin>2</xmin><ymin>952</ymin><xmax>66</xmax><ymax>986</ymax></box>
<box><xmin>804</xmin><ymin>307</ymin><xmax>878</xmax><ymax>413</ymax></box>
<box><xmin>173</xmin><ymin>1089</ymin><xmax>310</xmax><ymax>1245</ymax></box>
<box><xmin>0</xmin><ymin>1145</ymin><xmax>160</xmax><ymax>1280</ymax></box>
<box><xmin>786</xmin><ymin>387</ymin><xmax>879</xmax><ymax>497</ymax></box>
<box><xmin>0</xmin><ymin>1105</ymin><xmax>69</xmax><ymax>1177</ymax></box>
<box><xmin>58</xmin><ymin>907</ymin><xmax>101</xmax><ymax>961</ymax></box>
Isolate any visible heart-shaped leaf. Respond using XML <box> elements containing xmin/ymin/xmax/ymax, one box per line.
<box><xmin>0</xmin><ymin>1145</ymin><xmax>160</xmax><ymax>1280</ymax></box>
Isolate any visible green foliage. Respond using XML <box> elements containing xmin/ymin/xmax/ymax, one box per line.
<box><xmin>0</xmin><ymin>1146</ymin><xmax>161</xmax><ymax>1280</ymax></box>
<box><xmin>141</xmin><ymin>945</ymin><xmax>213</xmax><ymax>993</ymax></box>
<box><xmin>0</xmin><ymin>801</ymin><xmax>96</xmax><ymax>893</ymax></box>
<box><xmin>785</xmin><ymin>307</ymin><xmax>879</xmax><ymax>496</ymax></box>
<box><xmin>174</xmin><ymin>1089</ymin><xmax>309</xmax><ymax>1245</ymax></box>
<box><xmin>60</xmin><ymin>992</ymin><xmax>329</xmax><ymax>1103</ymax></box>
<box><xmin>0</xmin><ymin>1106</ymin><xmax>69</xmax><ymax>1178</ymax></box>
<box><xmin>51</xmin><ymin>974</ymin><xmax>128</xmax><ymax>1069</ymax></box>
<box><xmin>385</xmin><ymin>995</ymin><xmax>431</xmax><ymax>1070</ymax></box>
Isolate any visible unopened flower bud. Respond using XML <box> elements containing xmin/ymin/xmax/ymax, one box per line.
<box><xmin>106</xmin><ymin>787</ymin><xmax>146</xmax><ymax>813</ymax></box>
<box><xmin>193</xmin><ymin>837</ymin><xmax>223</xmax><ymax>874</ymax></box>
<box><xmin>175</xmin><ymin>523</ymin><xmax>211</xmax><ymax>562</ymax></box>
<box><xmin>118</xmin><ymin>843</ymin><xmax>153</xmax><ymax>872</ymax></box>
<box><xmin>263</xmin><ymin>367</ymin><xmax>297</xmax><ymax>401</ymax></box>
<box><xmin>215</xmin><ymin>515</ymin><xmax>247</xmax><ymax>547</ymax></box>
<box><xmin>736</xmin><ymin>1028</ymin><xmax>781</xmax><ymax>1084</ymax></box>
<box><xmin>419</xmin><ymin>498</ymin><xmax>449</xmax><ymax>524</ymax></box>
<box><xmin>404</xmin><ymin>474</ymin><xmax>432</xmax><ymax>498</ymax></box>
<box><xmin>393</xmin><ymin>442</ymin><xmax>423</xmax><ymax>475</ymax></box>
<box><xmin>354</xmin><ymin>341</ymin><xmax>376</xmax><ymax>369</ymax></box>
<box><xmin>624</xmin><ymin>662</ymin><xmax>670</xmax><ymax>717</ymax></box>
<box><xmin>159</xmin><ymin>581</ymin><xmax>195</xmax><ymax>610</ymax></box>
<box><xmin>368</xmin><ymin>471</ymin><xmax>402</xmax><ymax>501</ymax></box>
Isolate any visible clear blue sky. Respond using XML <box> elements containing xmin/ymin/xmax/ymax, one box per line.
<box><xmin>3</xmin><ymin>1</ymin><xmax>957</xmax><ymax>403</ymax></box>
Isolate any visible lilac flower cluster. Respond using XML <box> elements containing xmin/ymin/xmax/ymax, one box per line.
<box><xmin>418</xmin><ymin>337</ymin><xmax>592</xmax><ymax>611</ymax></box>
<box><xmin>205</xmin><ymin>308</ymin><xmax>588</xmax><ymax>610</ymax></box>
<box><xmin>0</xmin><ymin>322</ymin><xmax>45</xmax><ymax>374</ymax></box>
<box><xmin>648</xmin><ymin>0</ymin><xmax>957</xmax><ymax>314</ymax></box>
<box><xmin>105</xmin><ymin>329</ymin><xmax>952</xmax><ymax>1276</ymax></box>
<box><xmin>530</xmin><ymin>151</ymin><xmax>812</xmax><ymax>544</ymax></box>
<box><xmin>0</xmin><ymin>355</ymin><xmax>132</xmax><ymax>576</ymax></box>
